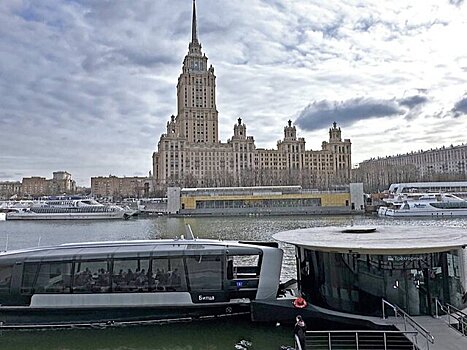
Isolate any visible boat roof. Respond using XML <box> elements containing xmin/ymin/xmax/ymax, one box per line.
<box><xmin>273</xmin><ymin>225</ymin><xmax>467</xmax><ymax>254</ymax></box>
<box><xmin>0</xmin><ymin>239</ymin><xmax>272</xmax><ymax>261</ymax></box>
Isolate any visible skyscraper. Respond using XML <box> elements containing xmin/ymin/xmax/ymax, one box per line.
<box><xmin>152</xmin><ymin>0</ymin><xmax>351</xmax><ymax>189</ymax></box>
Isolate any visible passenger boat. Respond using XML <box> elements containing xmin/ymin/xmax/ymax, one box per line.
<box><xmin>5</xmin><ymin>198</ymin><xmax>135</xmax><ymax>220</ymax></box>
<box><xmin>378</xmin><ymin>193</ymin><xmax>467</xmax><ymax>217</ymax></box>
<box><xmin>386</xmin><ymin>181</ymin><xmax>467</xmax><ymax>200</ymax></box>
<box><xmin>0</xmin><ymin>236</ymin><xmax>282</xmax><ymax>328</ymax></box>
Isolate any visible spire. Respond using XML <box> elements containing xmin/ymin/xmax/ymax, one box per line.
<box><xmin>191</xmin><ymin>0</ymin><xmax>198</xmax><ymax>43</ymax></box>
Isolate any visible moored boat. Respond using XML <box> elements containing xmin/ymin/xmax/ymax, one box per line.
<box><xmin>0</xmin><ymin>236</ymin><xmax>282</xmax><ymax>328</ymax></box>
<box><xmin>378</xmin><ymin>193</ymin><xmax>467</xmax><ymax>217</ymax></box>
<box><xmin>5</xmin><ymin>198</ymin><xmax>135</xmax><ymax>220</ymax></box>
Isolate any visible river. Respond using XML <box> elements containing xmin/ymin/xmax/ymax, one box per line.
<box><xmin>1</xmin><ymin>215</ymin><xmax>466</xmax><ymax>349</ymax></box>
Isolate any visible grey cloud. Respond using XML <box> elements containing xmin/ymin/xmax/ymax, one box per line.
<box><xmin>449</xmin><ymin>0</ymin><xmax>464</xmax><ymax>6</ymax></box>
<box><xmin>322</xmin><ymin>19</ymin><xmax>343</xmax><ymax>39</ymax></box>
<box><xmin>452</xmin><ymin>95</ymin><xmax>467</xmax><ymax>116</ymax></box>
<box><xmin>0</xmin><ymin>172</ymin><xmax>23</xmax><ymax>180</ymax></box>
<box><xmin>398</xmin><ymin>95</ymin><xmax>429</xmax><ymax>108</ymax></box>
<box><xmin>354</xmin><ymin>17</ymin><xmax>376</xmax><ymax>32</ymax></box>
<box><xmin>295</xmin><ymin>98</ymin><xmax>404</xmax><ymax>131</ymax></box>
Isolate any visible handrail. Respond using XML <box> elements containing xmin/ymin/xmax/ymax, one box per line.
<box><xmin>445</xmin><ymin>303</ymin><xmax>467</xmax><ymax>319</ymax></box>
<box><xmin>306</xmin><ymin>330</ymin><xmax>419</xmax><ymax>350</ymax></box>
<box><xmin>382</xmin><ymin>299</ymin><xmax>434</xmax><ymax>347</ymax></box>
<box><xmin>307</xmin><ymin>330</ymin><xmax>419</xmax><ymax>334</ymax></box>
<box><xmin>435</xmin><ymin>298</ymin><xmax>467</xmax><ymax>336</ymax></box>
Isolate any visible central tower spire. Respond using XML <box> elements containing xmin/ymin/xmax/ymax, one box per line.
<box><xmin>191</xmin><ymin>0</ymin><xmax>198</xmax><ymax>43</ymax></box>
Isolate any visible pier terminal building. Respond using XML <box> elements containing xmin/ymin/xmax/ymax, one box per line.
<box><xmin>166</xmin><ymin>184</ymin><xmax>364</xmax><ymax>216</ymax></box>
<box><xmin>152</xmin><ymin>1</ymin><xmax>351</xmax><ymax>191</ymax></box>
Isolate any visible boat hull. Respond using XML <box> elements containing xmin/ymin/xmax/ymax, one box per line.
<box><xmin>378</xmin><ymin>207</ymin><xmax>467</xmax><ymax>217</ymax></box>
<box><xmin>6</xmin><ymin>212</ymin><xmax>127</xmax><ymax>220</ymax></box>
<box><xmin>0</xmin><ymin>302</ymin><xmax>250</xmax><ymax>329</ymax></box>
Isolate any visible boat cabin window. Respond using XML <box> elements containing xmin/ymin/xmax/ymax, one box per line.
<box><xmin>113</xmin><ymin>258</ymin><xmax>150</xmax><ymax>292</ymax></box>
<box><xmin>36</xmin><ymin>262</ymin><xmax>72</xmax><ymax>293</ymax></box>
<box><xmin>228</xmin><ymin>254</ymin><xmax>261</xmax><ymax>279</ymax></box>
<box><xmin>73</xmin><ymin>260</ymin><xmax>110</xmax><ymax>293</ymax></box>
<box><xmin>152</xmin><ymin>257</ymin><xmax>187</xmax><ymax>292</ymax></box>
<box><xmin>21</xmin><ymin>262</ymin><xmax>72</xmax><ymax>294</ymax></box>
<box><xmin>21</xmin><ymin>264</ymin><xmax>40</xmax><ymax>294</ymax></box>
<box><xmin>186</xmin><ymin>255</ymin><xmax>222</xmax><ymax>291</ymax></box>
<box><xmin>0</xmin><ymin>264</ymin><xmax>13</xmax><ymax>294</ymax></box>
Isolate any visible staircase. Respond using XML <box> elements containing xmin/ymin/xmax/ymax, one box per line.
<box><xmin>305</xmin><ymin>330</ymin><xmax>417</xmax><ymax>350</ymax></box>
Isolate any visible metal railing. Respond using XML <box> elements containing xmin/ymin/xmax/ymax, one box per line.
<box><xmin>382</xmin><ymin>299</ymin><xmax>434</xmax><ymax>349</ymax></box>
<box><xmin>434</xmin><ymin>298</ymin><xmax>467</xmax><ymax>336</ymax></box>
<box><xmin>306</xmin><ymin>330</ymin><xmax>419</xmax><ymax>350</ymax></box>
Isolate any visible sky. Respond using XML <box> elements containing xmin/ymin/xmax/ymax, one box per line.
<box><xmin>1</xmin><ymin>0</ymin><xmax>466</xmax><ymax>186</ymax></box>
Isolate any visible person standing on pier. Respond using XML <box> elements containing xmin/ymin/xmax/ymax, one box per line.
<box><xmin>293</xmin><ymin>315</ymin><xmax>307</xmax><ymax>350</ymax></box>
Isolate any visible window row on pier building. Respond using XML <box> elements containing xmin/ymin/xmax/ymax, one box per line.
<box><xmin>152</xmin><ymin>1</ymin><xmax>351</xmax><ymax>190</ymax></box>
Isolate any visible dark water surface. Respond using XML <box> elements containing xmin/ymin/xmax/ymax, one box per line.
<box><xmin>1</xmin><ymin>215</ymin><xmax>466</xmax><ymax>349</ymax></box>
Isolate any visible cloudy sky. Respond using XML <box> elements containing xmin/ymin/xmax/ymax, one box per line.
<box><xmin>1</xmin><ymin>0</ymin><xmax>466</xmax><ymax>186</ymax></box>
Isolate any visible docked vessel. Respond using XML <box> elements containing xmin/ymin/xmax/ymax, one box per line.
<box><xmin>5</xmin><ymin>198</ymin><xmax>135</xmax><ymax>220</ymax></box>
<box><xmin>378</xmin><ymin>193</ymin><xmax>467</xmax><ymax>217</ymax></box>
<box><xmin>387</xmin><ymin>181</ymin><xmax>467</xmax><ymax>200</ymax></box>
<box><xmin>0</xmin><ymin>237</ymin><xmax>282</xmax><ymax>328</ymax></box>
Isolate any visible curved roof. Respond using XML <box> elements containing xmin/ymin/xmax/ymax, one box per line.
<box><xmin>0</xmin><ymin>239</ymin><xmax>269</xmax><ymax>260</ymax></box>
<box><xmin>273</xmin><ymin>225</ymin><xmax>467</xmax><ymax>254</ymax></box>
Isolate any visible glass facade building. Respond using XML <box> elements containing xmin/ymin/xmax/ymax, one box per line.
<box><xmin>274</xmin><ymin>225</ymin><xmax>467</xmax><ymax>318</ymax></box>
<box><xmin>297</xmin><ymin>248</ymin><xmax>465</xmax><ymax>316</ymax></box>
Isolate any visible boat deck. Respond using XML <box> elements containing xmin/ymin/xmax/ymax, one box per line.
<box><xmin>387</xmin><ymin>315</ymin><xmax>467</xmax><ymax>350</ymax></box>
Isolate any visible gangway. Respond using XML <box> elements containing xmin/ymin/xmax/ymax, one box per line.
<box><xmin>382</xmin><ymin>299</ymin><xmax>467</xmax><ymax>350</ymax></box>
<box><xmin>434</xmin><ymin>298</ymin><xmax>467</xmax><ymax>336</ymax></box>
<box><xmin>300</xmin><ymin>299</ymin><xmax>467</xmax><ymax>350</ymax></box>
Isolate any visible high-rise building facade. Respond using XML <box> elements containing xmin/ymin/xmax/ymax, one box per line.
<box><xmin>19</xmin><ymin>171</ymin><xmax>76</xmax><ymax>197</ymax></box>
<box><xmin>0</xmin><ymin>181</ymin><xmax>22</xmax><ymax>199</ymax></box>
<box><xmin>152</xmin><ymin>1</ymin><xmax>351</xmax><ymax>189</ymax></box>
<box><xmin>354</xmin><ymin>144</ymin><xmax>467</xmax><ymax>192</ymax></box>
<box><xmin>91</xmin><ymin>175</ymin><xmax>153</xmax><ymax>199</ymax></box>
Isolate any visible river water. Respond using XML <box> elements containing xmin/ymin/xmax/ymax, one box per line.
<box><xmin>1</xmin><ymin>215</ymin><xmax>466</xmax><ymax>349</ymax></box>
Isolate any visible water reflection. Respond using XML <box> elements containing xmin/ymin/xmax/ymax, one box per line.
<box><xmin>0</xmin><ymin>317</ymin><xmax>291</xmax><ymax>350</ymax></box>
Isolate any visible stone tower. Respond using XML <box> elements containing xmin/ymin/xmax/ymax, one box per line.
<box><xmin>175</xmin><ymin>0</ymin><xmax>218</xmax><ymax>143</ymax></box>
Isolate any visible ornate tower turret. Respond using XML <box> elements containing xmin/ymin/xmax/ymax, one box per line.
<box><xmin>284</xmin><ymin>120</ymin><xmax>297</xmax><ymax>140</ymax></box>
<box><xmin>329</xmin><ymin>121</ymin><xmax>342</xmax><ymax>142</ymax></box>
<box><xmin>233</xmin><ymin>118</ymin><xmax>247</xmax><ymax>140</ymax></box>
<box><xmin>166</xmin><ymin>115</ymin><xmax>177</xmax><ymax>135</ymax></box>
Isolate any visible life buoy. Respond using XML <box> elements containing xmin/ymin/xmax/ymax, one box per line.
<box><xmin>293</xmin><ymin>297</ymin><xmax>307</xmax><ymax>309</ymax></box>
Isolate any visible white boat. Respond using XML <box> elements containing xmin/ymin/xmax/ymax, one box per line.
<box><xmin>385</xmin><ymin>181</ymin><xmax>467</xmax><ymax>201</ymax></box>
<box><xmin>378</xmin><ymin>193</ymin><xmax>467</xmax><ymax>217</ymax></box>
<box><xmin>6</xmin><ymin>198</ymin><xmax>135</xmax><ymax>220</ymax></box>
